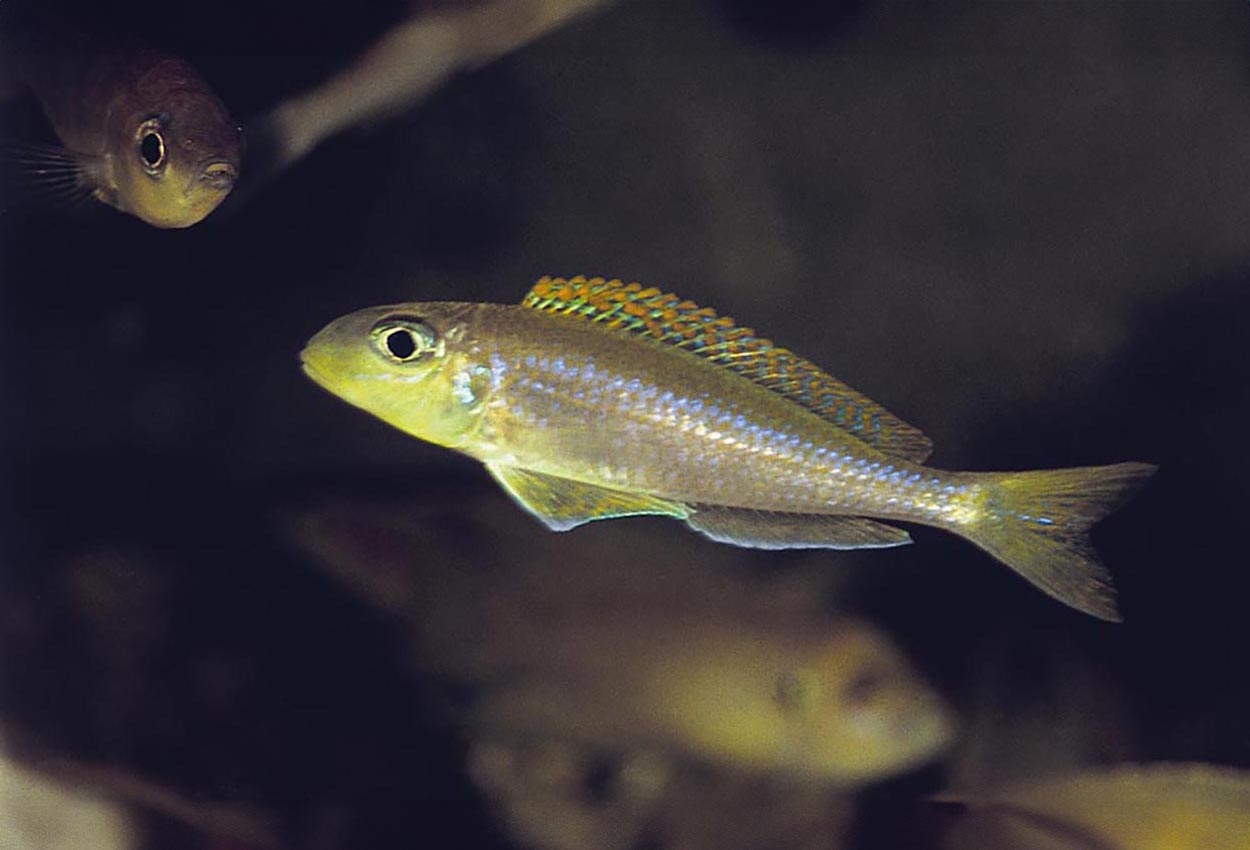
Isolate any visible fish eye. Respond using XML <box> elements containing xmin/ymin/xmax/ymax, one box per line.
<box><xmin>774</xmin><ymin>670</ymin><xmax>816</xmax><ymax>712</ymax></box>
<box><xmin>843</xmin><ymin>663</ymin><xmax>887</xmax><ymax>708</ymax></box>
<box><xmin>369</xmin><ymin>316</ymin><xmax>440</xmax><ymax>364</ymax></box>
<box><xmin>136</xmin><ymin>119</ymin><xmax>166</xmax><ymax>174</ymax></box>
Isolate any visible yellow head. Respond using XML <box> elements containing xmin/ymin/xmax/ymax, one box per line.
<box><xmin>768</xmin><ymin>622</ymin><xmax>956</xmax><ymax>782</ymax></box>
<box><xmin>666</xmin><ymin>620</ymin><xmax>955</xmax><ymax>784</ymax></box>
<box><xmin>104</xmin><ymin>55</ymin><xmax>241</xmax><ymax>228</ymax></box>
<box><xmin>301</xmin><ymin>303</ymin><xmax>488</xmax><ymax>450</ymax></box>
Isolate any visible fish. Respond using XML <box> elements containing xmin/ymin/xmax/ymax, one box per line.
<box><xmin>250</xmin><ymin>0</ymin><xmax>614</xmax><ymax>182</ymax></box>
<box><xmin>471</xmin><ymin>617</ymin><xmax>955</xmax><ymax>784</ymax></box>
<box><xmin>293</xmin><ymin>499</ymin><xmax>955</xmax><ymax>784</ymax></box>
<box><xmin>939</xmin><ymin>763</ymin><xmax>1250</xmax><ymax>850</ymax></box>
<box><xmin>470</xmin><ymin>735</ymin><xmax>860</xmax><ymax>850</ymax></box>
<box><xmin>2</xmin><ymin>19</ymin><xmax>240</xmax><ymax>228</ymax></box>
<box><xmin>300</xmin><ymin>275</ymin><xmax>1157</xmax><ymax>621</ymax></box>
<box><xmin>468</xmin><ymin>738</ymin><xmax>858</xmax><ymax>850</ymax></box>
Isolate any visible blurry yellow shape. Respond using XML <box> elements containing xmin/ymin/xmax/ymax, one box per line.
<box><xmin>475</xmin><ymin>617</ymin><xmax>955</xmax><ymax>785</ymax></box>
<box><xmin>0</xmin><ymin>747</ymin><xmax>136</xmax><ymax>850</ymax></box>
<box><xmin>944</xmin><ymin>763</ymin><xmax>1250</xmax><ymax>850</ymax></box>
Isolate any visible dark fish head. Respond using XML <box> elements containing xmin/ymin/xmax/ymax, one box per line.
<box><xmin>301</xmin><ymin>302</ymin><xmax>487</xmax><ymax>450</ymax></box>
<box><xmin>109</xmin><ymin>55</ymin><xmax>241</xmax><ymax>228</ymax></box>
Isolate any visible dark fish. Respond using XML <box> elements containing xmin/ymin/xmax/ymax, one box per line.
<box><xmin>4</xmin><ymin>21</ymin><xmax>240</xmax><ymax>228</ymax></box>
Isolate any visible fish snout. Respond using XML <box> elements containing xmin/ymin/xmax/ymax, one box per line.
<box><xmin>300</xmin><ymin>332</ymin><xmax>336</xmax><ymax>389</ymax></box>
<box><xmin>300</xmin><ymin>313</ymin><xmax>368</xmax><ymax>388</ymax></box>
<box><xmin>197</xmin><ymin>159</ymin><xmax>238</xmax><ymax>192</ymax></box>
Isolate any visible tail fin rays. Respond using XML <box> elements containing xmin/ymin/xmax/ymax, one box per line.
<box><xmin>961</xmin><ymin>462</ymin><xmax>1157</xmax><ymax>621</ymax></box>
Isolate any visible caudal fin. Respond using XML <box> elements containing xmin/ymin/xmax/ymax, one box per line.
<box><xmin>959</xmin><ymin>462</ymin><xmax>1157</xmax><ymax>621</ymax></box>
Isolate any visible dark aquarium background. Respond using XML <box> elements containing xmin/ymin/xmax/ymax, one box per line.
<box><xmin>2</xmin><ymin>1</ymin><xmax>1250</xmax><ymax>848</ymax></box>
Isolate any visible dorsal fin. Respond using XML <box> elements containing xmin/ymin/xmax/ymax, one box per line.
<box><xmin>521</xmin><ymin>276</ymin><xmax>933</xmax><ymax>462</ymax></box>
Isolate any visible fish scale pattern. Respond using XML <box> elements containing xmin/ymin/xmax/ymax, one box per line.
<box><xmin>522</xmin><ymin>275</ymin><xmax>934</xmax><ymax>462</ymax></box>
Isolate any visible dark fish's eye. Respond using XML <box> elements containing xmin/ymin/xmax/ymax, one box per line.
<box><xmin>141</xmin><ymin>133</ymin><xmax>164</xmax><ymax>166</ymax></box>
<box><xmin>774</xmin><ymin>670</ymin><xmax>810</xmax><ymax>711</ymax></box>
<box><xmin>843</xmin><ymin>664</ymin><xmax>886</xmax><ymax>708</ymax></box>
<box><xmin>136</xmin><ymin>119</ymin><xmax>166</xmax><ymax>173</ymax></box>
<box><xmin>369</xmin><ymin>316</ymin><xmax>440</xmax><ymax>364</ymax></box>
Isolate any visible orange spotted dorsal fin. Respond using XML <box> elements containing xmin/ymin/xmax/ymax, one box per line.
<box><xmin>521</xmin><ymin>276</ymin><xmax>933</xmax><ymax>462</ymax></box>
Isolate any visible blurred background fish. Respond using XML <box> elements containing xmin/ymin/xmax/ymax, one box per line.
<box><xmin>468</xmin><ymin>618</ymin><xmax>952</xmax><ymax>784</ymax></box>
<box><xmin>0</xmin><ymin>1</ymin><xmax>240</xmax><ymax>227</ymax></box>
<box><xmin>290</xmin><ymin>492</ymin><xmax>955</xmax><ymax>847</ymax></box>
<box><xmin>245</xmin><ymin>0</ymin><xmax>615</xmax><ymax>189</ymax></box>
<box><xmin>939</xmin><ymin>763</ymin><xmax>1250</xmax><ymax>850</ymax></box>
<box><xmin>467</xmin><ymin>738</ymin><xmax>858</xmax><ymax>850</ymax></box>
<box><xmin>291</xmin><ymin>495</ymin><xmax>955</xmax><ymax>786</ymax></box>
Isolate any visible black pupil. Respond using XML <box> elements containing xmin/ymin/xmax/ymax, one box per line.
<box><xmin>844</xmin><ymin>666</ymin><xmax>884</xmax><ymax>707</ymax></box>
<box><xmin>141</xmin><ymin>133</ymin><xmax>163</xmax><ymax>166</ymax></box>
<box><xmin>385</xmin><ymin>329</ymin><xmax>418</xmax><ymax>359</ymax></box>
<box><xmin>774</xmin><ymin>673</ymin><xmax>803</xmax><ymax>708</ymax></box>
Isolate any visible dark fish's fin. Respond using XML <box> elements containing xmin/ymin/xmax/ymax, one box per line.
<box><xmin>1</xmin><ymin>142</ymin><xmax>98</xmax><ymax>208</ymax></box>
<box><xmin>944</xmin><ymin>804</ymin><xmax>1118</xmax><ymax>850</ymax></box>
<box><xmin>521</xmin><ymin>276</ymin><xmax>934</xmax><ymax>462</ymax></box>
<box><xmin>959</xmin><ymin>462</ymin><xmax>1157</xmax><ymax>622</ymax></box>
<box><xmin>485</xmin><ymin>463</ymin><xmax>688</xmax><ymax>531</ymax></box>
<box><xmin>686</xmin><ymin>506</ymin><xmax>912</xmax><ymax>550</ymax></box>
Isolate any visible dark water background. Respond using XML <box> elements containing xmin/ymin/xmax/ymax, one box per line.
<box><xmin>2</xmin><ymin>1</ymin><xmax>1250</xmax><ymax>847</ymax></box>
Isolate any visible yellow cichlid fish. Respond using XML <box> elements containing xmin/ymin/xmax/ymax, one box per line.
<box><xmin>940</xmin><ymin>763</ymin><xmax>1250</xmax><ymax>850</ymax></box>
<box><xmin>294</xmin><ymin>500</ymin><xmax>953</xmax><ymax>784</ymax></box>
<box><xmin>301</xmin><ymin>276</ymin><xmax>1156</xmax><ymax>621</ymax></box>
<box><xmin>4</xmin><ymin>21</ymin><xmax>240</xmax><ymax>228</ymax></box>
<box><xmin>472</xmin><ymin>617</ymin><xmax>955</xmax><ymax>784</ymax></box>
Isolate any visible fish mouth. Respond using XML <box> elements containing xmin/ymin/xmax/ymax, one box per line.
<box><xmin>299</xmin><ymin>346</ymin><xmax>329</xmax><ymax>388</ymax></box>
<box><xmin>196</xmin><ymin>158</ymin><xmax>238</xmax><ymax>192</ymax></box>
<box><xmin>301</xmin><ymin>323</ymin><xmax>347</xmax><ymax>390</ymax></box>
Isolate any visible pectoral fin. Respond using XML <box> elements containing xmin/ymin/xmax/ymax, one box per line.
<box><xmin>485</xmin><ymin>464</ymin><xmax>689</xmax><ymax>531</ymax></box>
<box><xmin>2</xmin><ymin>142</ymin><xmax>97</xmax><ymax>207</ymax></box>
<box><xmin>685</xmin><ymin>506</ymin><xmax>912</xmax><ymax>550</ymax></box>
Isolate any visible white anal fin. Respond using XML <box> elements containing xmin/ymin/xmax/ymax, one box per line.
<box><xmin>685</xmin><ymin>507</ymin><xmax>912</xmax><ymax>550</ymax></box>
<box><xmin>485</xmin><ymin>463</ymin><xmax>689</xmax><ymax>531</ymax></box>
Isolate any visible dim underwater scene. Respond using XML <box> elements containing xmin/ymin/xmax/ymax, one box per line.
<box><xmin>1</xmin><ymin>0</ymin><xmax>1248</xmax><ymax>847</ymax></box>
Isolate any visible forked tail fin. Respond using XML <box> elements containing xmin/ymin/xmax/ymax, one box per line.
<box><xmin>959</xmin><ymin>462</ymin><xmax>1157</xmax><ymax>621</ymax></box>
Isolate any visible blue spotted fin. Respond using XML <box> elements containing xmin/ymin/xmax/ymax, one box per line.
<box><xmin>687</xmin><ymin>506</ymin><xmax>911</xmax><ymax>550</ymax></box>
<box><xmin>960</xmin><ymin>462</ymin><xmax>1157</xmax><ymax>622</ymax></box>
<box><xmin>521</xmin><ymin>276</ymin><xmax>934</xmax><ymax>462</ymax></box>
<box><xmin>485</xmin><ymin>464</ymin><xmax>688</xmax><ymax>531</ymax></box>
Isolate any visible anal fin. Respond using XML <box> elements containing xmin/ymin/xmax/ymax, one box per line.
<box><xmin>485</xmin><ymin>463</ymin><xmax>688</xmax><ymax>531</ymax></box>
<box><xmin>685</xmin><ymin>506</ymin><xmax>912</xmax><ymax>550</ymax></box>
